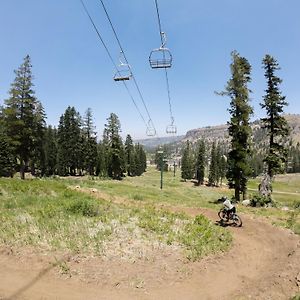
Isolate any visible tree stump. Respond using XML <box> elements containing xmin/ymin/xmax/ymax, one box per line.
<box><xmin>259</xmin><ymin>173</ymin><xmax>272</xmax><ymax>197</ymax></box>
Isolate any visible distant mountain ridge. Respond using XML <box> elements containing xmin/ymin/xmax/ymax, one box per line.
<box><xmin>137</xmin><ymin>114</ymin><xmax>300</xmax><ymax>149</ymax></box>
<box><xmin>184</xmin><ymin>114</ymin><xmax>300</xmax><ymax>144</ymax></box>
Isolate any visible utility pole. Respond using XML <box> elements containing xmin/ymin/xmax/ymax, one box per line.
<box><xmin>173</xmin><ymin>160</ymin><xmax>176</xmax><ymax>177</ymax></box>
<box><xmin>157</xmin><ymin>150</ymin><xmax>164</xmax><ymax>189</ymax></box>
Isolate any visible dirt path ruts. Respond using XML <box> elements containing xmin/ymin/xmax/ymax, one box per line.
<box><xmin>0</xmin><ymin>187</ymin><xmax>299</xmax><ymax>300</ymax></box>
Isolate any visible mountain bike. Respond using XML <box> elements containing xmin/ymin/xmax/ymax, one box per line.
<box><xmin>218</xmin><ymin>208</ymin><xmax>242</xmax><ymax>227</ymax></box>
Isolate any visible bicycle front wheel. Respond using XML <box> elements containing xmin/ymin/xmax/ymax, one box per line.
<box><xmin>232</xmin><ymin>214</ymin><xmax>242</xmax><ymax>227</ymax></box>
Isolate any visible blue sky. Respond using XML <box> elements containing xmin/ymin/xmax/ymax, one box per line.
<box><xmin>0</xmin><ymin>0</ymin><xmax>299</xmax><ymax>139</ymax></box>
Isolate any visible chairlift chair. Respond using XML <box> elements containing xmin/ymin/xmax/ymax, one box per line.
<box><xmin>113</xmin><ymin>69</ymin><xmax>131</xmax><ymax>81</ymax></box>
<box><xmin>166</xmin><ymin>117</ymin><xmax>177</xmax><ymax>134</ymax></box>
<box><xmin>146</xmin><ymin>124</ymin><xmax>156</xmax><ymax>137</ymax></box>
<box><xmin>113</xmin><ymin>51</ymin><xmax>132</xmax><ymax>82</ymax></box>
<box><xmin>146</xmin><ymin>119</ymin><xmax>156</xmax><ymax>136</ymax></box>
<box><xmin>149</xmin><ymin>32</ymin><xmax>172</xmax><ymax>69</ymax></box>
<box><xmin>166</xmin><ymin>124</ymin><xmax>177</xmax><ymax>134</ymax></box>
<box><xmin>149</xmin><ymin>47</ymin><xmax>172</xmax><ymax>69</ymax></box>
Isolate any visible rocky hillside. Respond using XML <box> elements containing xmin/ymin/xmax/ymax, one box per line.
<box><xmin>184</xmin><ymin>124</ymin><xmax>229</xmax><ymax>143</ymax></box>
<box><xmin>183</xmin><ymin>114</ymin><xmax>300</xmax><ymax>145</ymax></box>
<box><xmin>137</xmin><ymin>114</ymin><xmax>300</xmax><ymax>150</ymax></box>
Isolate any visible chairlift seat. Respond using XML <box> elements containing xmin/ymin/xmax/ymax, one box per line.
<box><xmin>149</xmin><ymin>48</ymin><xmax>172</xmax><ymax>69</ymax></box>
<box><xmin>166</xmin><ymin>124</ymin><xmax>177</xmax><ymax>134</ymax></box>
<box><xmin>146</xmin><ymin>127</ymin><xmax>156</xmax><ymax>136</ymax></box>
<box><xmin>113</xmin><ymin>70</ymin><xmax>132</xmax><ymax>82</ymax></box>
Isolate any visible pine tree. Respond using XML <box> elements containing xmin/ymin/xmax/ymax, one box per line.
<box><xmin>125</xmin><ymin>134</ymin><xmax>135</xmax><ymax>176</ymax></box>
<box><xmin>140</xmin><ymin>145</ymin><xmax>147</xmax><ymax>173</ymax></box>
<box><xmin>261</xmin><ymin>55</ymin><xmax>289</xmax><ymax>179</ymax></box>
<box><xmin>57</xmin><ymin>106</ymin><xmax>82</xmax><ymax>176</ymax></box>
<box><xmin>96</xmin><ymin>141</ymin><xmax>108</xmax><ymax>177</ymax></box>
<box><xmin>2</xmin><ymin>55</ymin><xmax>46</xmax><ymax>179</ymax></box>
<box><xmin>0</xmin><ymin>131</ymin><xmax>14</xmax><ymax>177</ymax></box>
<box><xmin>195</xmin><ymin>140</ymin><xmax>205</xmax><ymax>185</ymax></box>
<box><xmin>83</xmin><ymin>108</ymin><xmax>98</xmax><ymax>175</ymax></box>
<box><xmin>181</xmin><ymin>140</ymin><xmax>194</xmax><ymax>180</ymax></box>
<box><xmin>44</xmin><ymin>126</ymin><xmax>58</xmax><ymax>176</ymax></box>
<box><xmin>30</xmin><ymin>101</ymin><xmax>46</xmax><ymax>176</ymax></box>
<box><xmin>103</xmin><ymin>113</ymin><xmax>125</xmax><ymax>180</ymax></box>
<box><xmin>220</xmin><ymin>51</ymin><xmax>253</xmax><ymax>201</ymax></box>
<box><xmin>208</xmin><ymin>141</ymin><xmax>217</xmax><ymax>186</ymax></box>
<box><xmin>134</xmin><ymin>143</ymin><xmax>147</xmax><ymax>176</ymax></box>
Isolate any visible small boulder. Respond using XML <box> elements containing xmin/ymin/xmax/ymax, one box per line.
<box><xmin>281</xmin><ymin>206</ymin><xmax>289</xmax><ymax>211</ymax></box>
<box><xmin>242</xmin><ymin>199</ymin><xmax>251</xmax><ymax>207</ymax></box>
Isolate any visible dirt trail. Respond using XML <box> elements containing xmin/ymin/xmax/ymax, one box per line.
<box><xmin>0</xmin><ymin>187</ymin><xmax>299</xmax><ymax>300</ymax></box>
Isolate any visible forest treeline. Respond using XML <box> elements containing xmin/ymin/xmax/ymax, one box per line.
<box><xmin>0</xmin><ymin>55</ymin><xmax>146</xmax><ymax>179</ymax></box>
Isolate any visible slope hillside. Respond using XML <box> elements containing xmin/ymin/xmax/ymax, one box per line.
<box><xmin>184</xmin><ymin>114</ymin><xmax>300</xmax><ymax>145</ymax></box>
<box><xmin>138</xmin><ymin>114</ymin><xmax>300</xmax><ymax>151</ymax></box>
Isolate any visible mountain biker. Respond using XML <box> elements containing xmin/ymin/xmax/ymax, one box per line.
<box><xmin>222</xmin><ymin>196</ymin><xmax>236</xmax><ymax>218</ymax></box>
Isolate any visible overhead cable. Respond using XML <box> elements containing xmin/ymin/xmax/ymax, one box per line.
<box><xmin>98</xmin><ymin>0</ymin><xmax>156</xmax><ymax>133</ymax></box>
<box><xmin>79</xmin><ymin>0</ymin><xmax>150</xmax><ymax>130</ymax></box>
<box><xmin>153</xmin><ymin>0</ymin><xmax>176</xmax><ymax>131</ymax></box>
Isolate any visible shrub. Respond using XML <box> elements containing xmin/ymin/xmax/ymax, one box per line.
<box><xmin>293</xmin><ymin>201</ymin><xmax>300</xmax><ymax>210</ymax></box>
<box><xmin>132</xmin><ymin>194</ymin><xmax>144</xmax><ymax>201</ymax></box>
<box><xmin>250</xmin><ymin>194</ymin><xmax>275</xmax><ymax>207</ymax></box>
<box><xmin>63</xmin><ymin>199</ymin><xmax>99</xmax><ymax>217</ymax></box>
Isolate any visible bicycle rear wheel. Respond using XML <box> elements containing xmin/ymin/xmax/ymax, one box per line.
<box><xmin>218</xmin><ymin>209</ymin><xmax>228</xmax><ymax>221</ymax></box>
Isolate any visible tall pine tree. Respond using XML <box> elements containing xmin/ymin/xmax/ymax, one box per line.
<box><xmin>208</xmin><ymin>141</ymin><xmax>218</xmax><ymax>186</ymax></box>
<box><xmin>103</xmin><ymin>113</ymin><xmax>125</xmax><ymax>180</ymax></box>
<box><xmin>0</xmin><ymin>109</ymin><xmax>14</xmax><ymax>177</ymax></box>
<box><xmin>195</xmin><ymin>140</ymin><xmax>206</xmax><ymax>185</ymax></box>
<box><xmin>125</xmin><ymin>134</ymin><xmax>135</xmax><ymax>176</ymax></box>
<box><xmin>220</xmin><ymin>51</ymin><xmax>253</xmax><ymax>201</ymax></box>
<box><xmin>57</xmin><ymin>106</ymin><xmax>82</xmax><ymax>176</ymax></box>
<box><xmin>44</xmin><ymin>126</ymin><xmax>58</xmax><ymax>176</ymax></box>
<box><xmin>2</xmin><ymin>55</ymin><xmax>46</xmax><ymax>179</ymax></box>
<box><xmin>261</xmin><ymin>55</ymin><xmax>289</xmax><ymax>179</ymax></box>
<box><xmin>83</xmin><ymin>108</ymin><xmax>98</xmax><ymax>175</ymax></box>
<box><xmin>181</xmin><ymin>140</ymin><xmax>194</xmax><ymax>180</ymax></box>
<box><xmin>134</xmin><ymin>143</ymin><xmax>147</xmax><ymax>176</ymax></box>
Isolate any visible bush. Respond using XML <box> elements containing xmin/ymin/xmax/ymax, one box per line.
<box><xmin>250</xmin><ymin>194</ymin><xmax>275</xmax><ymax>207</ymax></box>
<box><xmin>293</xmin><ymin>201</ymin><xmax>300</xmax><ymax>210</ymax></box>
<box><xmin>64</xmin><ymin>199</ymin><xmax>99</xmax><ymax>217</ymax></box>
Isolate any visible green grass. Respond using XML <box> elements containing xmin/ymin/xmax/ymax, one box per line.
<box><xmin>248</xmin><ymin>174</ymin><xmax>300</xmax><ymax>207</ymax></box>
<box><xmin>2</xmin><ymin>167</ymin><xmax>298</xmax><ymax>262</ymax></box>
<box><xmin>246</xmin><ymin>174</ymin><xmax>300</xmax><ymax>234</ymax></box>
<box><xmin>60</xmin><ymin>167</ymin><xmax>300</xmax><ymax>235</ymax></box>
<box><xmin>65</xmin><ymin>167</ymin><xmax>231</xmax><ymax>209</ymax></box>
<box><xmin>0</xmin><ymin>175</ymin><xmax>231</xmax><ymax>260</ymax></box>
